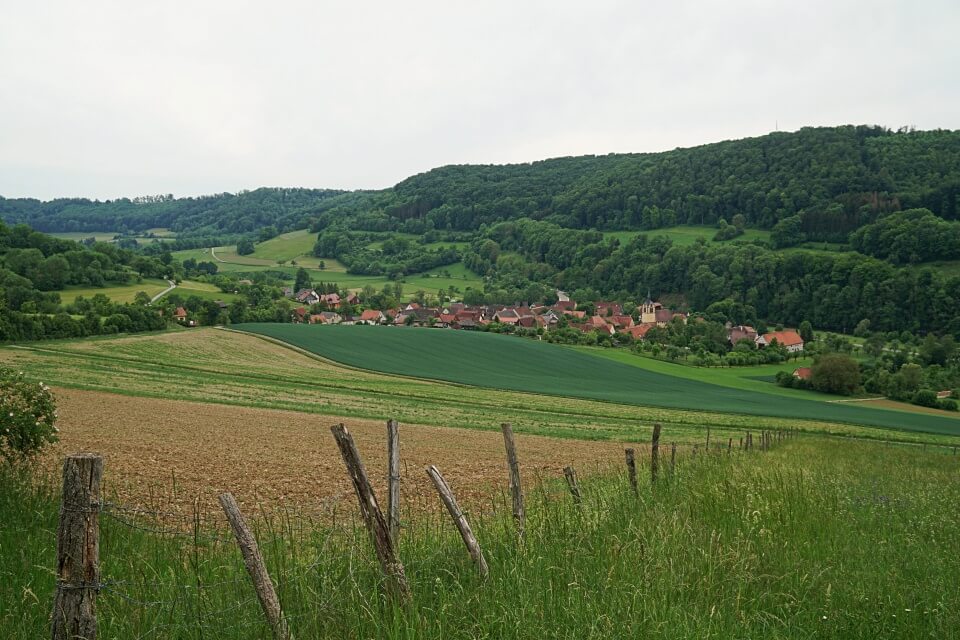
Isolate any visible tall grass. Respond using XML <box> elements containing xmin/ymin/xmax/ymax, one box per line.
<box><xmin>3</xmin><ymin>438</ymin><xmax>959</xmax><ymax>638</ymax></box>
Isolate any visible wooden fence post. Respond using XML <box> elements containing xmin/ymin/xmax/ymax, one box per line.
<box><xmin>501</xmin><ymin>423</ymin><xmax>525</xmax><ymax>540</ymax></box>
<box><xmin>563</xmin><ymin>466</ymin><xmax>582</xmax><ymax>504</ymax></box>
<box><xmin>727</xmin><ymin>438</ymin><xmax>732</xmax><ymax>454</ymax></box>
<box><xmin>746</xmin><ymin>432</ymin><xmax>751</xmax><ymax>450</ymax></box>
<box><xmin>650</xmin><ymin>423</ymin><xmax>662</xmax><ymax>483</ymax></box>
<box><xmin>705</xmin><ymin>425</ymin><xmax>711</xmax><ymax>451</ymax></box>
<box><xmin>219</xmin><ymin>493</ymin><xmax>292</xmax><ymax>640</ymax></box>
<box><xmin>426</xmin><ymin>465</ymin><xmax>488</xmax><ymax>577</ymax></box>
<box><xmin>51</xmin><ymin>453</ymin><xmax>103</xmax><ymax>640</ymax></box>
<box><xmin>387</xmin><ymin>419</ymin><xmax>401</xmax><ymax>545</ymax></box>
<box><xmin>670</xmin><ymin>442</ymin><xmax>676</xmax><ymax>473</ymax></box>
<box><xmin>624</xmin><ymin>448</ymin><xmax>638</xmax><ymax>494</ymax></box>
<box><xmin>330</xmin><ymin>423</ymin><xmax>411</xmax><ymax>602</ymax></box>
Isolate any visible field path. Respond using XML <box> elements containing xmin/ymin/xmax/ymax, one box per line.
<box><xmin>150</xmin><ymin>279</ymin><xmax>177</xmax><ymax>302</ymax></box>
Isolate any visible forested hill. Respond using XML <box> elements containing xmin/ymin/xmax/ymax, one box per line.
<box><xmin>359</xmin><ymin>126</ymin><xmax>960</xmax><ymax>239</ymax></box>
<box><xmin>0</xmin><ymin>188</ymin><xmax>349</xmax><ymax>235</ymax></box>
<box><xmin>3</xmin><ymin>126</ymin><xmax>959</xmax><ymax>241</ymax></box>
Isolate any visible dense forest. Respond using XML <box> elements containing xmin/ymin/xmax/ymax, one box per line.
<box><xmin>0</xmin><ymin>222</ymin><xmax>171</xmax><ymax>340</ymax></box>
<box><xmin>0</xmin><ymin>188</ymin><xmax>348</xmax><ymax>236</ymax></box>
<box><xmin>4</xmin><ymin>127</ymin><xmax>959</xmax><ymax>243</ymax></box>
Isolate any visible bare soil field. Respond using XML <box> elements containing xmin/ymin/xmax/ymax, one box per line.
<box><xmin>45</xmin><ymin>387</ymin><xmax>635</xmax><ymax>520</ymax></box>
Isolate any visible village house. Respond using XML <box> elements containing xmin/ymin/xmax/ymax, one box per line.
<box><xmin>728</xmin><ymin>324</ymin><xmax>758</xmax><ymax>345</ymax></box>
<box><xmin>793</xmin><ymin>367</ymin><xmax>813</xmax><ymax>381</ymax></box>
<box><xmin>296</xmin><ymin>288</ymin><xmax>320</xmax><ymax>305</ymax></box>
<box><xmin>321</xmin><ymin>292</ymin><xmax>341</xmax><ymax>308</ymax></box>
<box><xmin>756</xmin><ymin>330</ymin><xmax>805</xmax><ymax>353</ymax></box>
<box><xmin>344</xmin><ymin>292</ymin><xmax>361</xmax><ymax>305</ymax></box>
<box><xmin>313</xmin><ymin>311</ymin><xmax>342</xmax><ymax>325</ymax></box>
<box><xmin>639</xmin><ymin>295</ymin><xmax>687</xmax><ymax>327</ymax></box>
<box><xmin>291</xmin><ymin>307</ymin><xmax>308</xmax><ymax>323</ymax></box>
<box><xmin>359</xmin><ymin>309</ymin><xmax>385</xmax><ymax>325</ymax></box>
<box><xmin>173</xmin><ymin>307</ymin><xmax>188</xmax><ymax>323</ymax></box>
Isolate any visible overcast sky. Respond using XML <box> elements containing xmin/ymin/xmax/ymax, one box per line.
<box><xmin>1</xmin><ymin>0</ymin><xmax>957</xmax><ymax>201</ymax></box>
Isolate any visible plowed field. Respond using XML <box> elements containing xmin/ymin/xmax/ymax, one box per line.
<box><xmin>46</xmin><ymin>387</ymin><xmax>634</xmax><ymax>519</ymax></box>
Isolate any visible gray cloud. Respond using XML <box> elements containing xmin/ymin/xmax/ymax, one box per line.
<box><xmin>1</xmin><ymin>0</ymin><xmax>957</xmax><ymax>200</ymax></box>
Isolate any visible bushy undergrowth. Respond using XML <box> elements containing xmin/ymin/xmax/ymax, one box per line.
<box><xmin>2</xmin><ymin>437</ymin><xmax>959</xmax><ymax>638</ymax></box>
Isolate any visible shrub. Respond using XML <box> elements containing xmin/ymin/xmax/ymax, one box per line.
<box><xmin>912</xmin><ymin>389</ymin><xmax>939</xmax><ymax>408</ymax></box>
<box><xmin>937</xmin><ymin>399</ymin><xmax>958</xmax><ymax>412</ymax></box>
<box><xmin>810</xmin><ymin>353</ymin><xmax>861</xmax><ymax>395</ymax></box>
<box><xmin>0</xmin><ymin>368</ymin><xmax>58</xmax><ymax>462</ymax></box>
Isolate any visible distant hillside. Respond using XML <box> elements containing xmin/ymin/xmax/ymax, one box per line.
<box><xmin>4</xmin><ymin>126</ymin><xmax>959</xmax><ymax>243</ymax></box>
<box><xmin>0</xmin><ymin>187</ymin><xmax>349</xmax><ymax>236</ymax></box>
<box><xmin>308</xmin><ymin>125</ymin><xmax>960</xmax><ymax>241</ymax></box>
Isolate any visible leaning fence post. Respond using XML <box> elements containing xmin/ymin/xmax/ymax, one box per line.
<box><xmin>426</xmin><ymin>465</ymin><xmax>488</xmax><ymax>577</ymax></box>
<box><xmin>387</xmin><ymin>419</ymin><xmax>401</xmax><ymax>545</ymax></box>
<box><xmin>563</xmin><ymin>466</ymin><xmax>582</xmax><ymax>504</ymax></box>
<box><xmin>501</xmin><ymin>423</ymin><xmax>525</xmax><ymax>540</ymax></box>
<box><xmin>650</xmin><ymin>423</ymin><xmax>662</xmax><ymax>483</ymax></box>
<box><xmin>625</xmin><ymin>448</ymin><xmax>638</xmax><ymax>494</ymax></box>
<box><xmin>330</xmin><ymin>423</ymin><xmax>411</xmax><ymax>602</ymax></box>
<box><xmin>219</xmin><ymin>493</ymin><xmax>292</xmax><ymax>640</ymax></box>
<box><xmin>51</xmin><ymin>453</ymin><xmax>103</xmax><ymax>640</ymax></box>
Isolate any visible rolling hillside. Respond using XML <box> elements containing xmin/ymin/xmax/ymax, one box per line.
<box><xmin>236</xmin><ymin>324</ymin><xmax>960</xmax><ymax>435</ymax></box>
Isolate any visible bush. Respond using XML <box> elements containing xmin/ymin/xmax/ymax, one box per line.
<box><xmin>0</xmin><ymin>368</ymin><xmax>58</xmax><ymax>462</ymax></box>
<box><xmin>937</xmin><ymin>399</ymin><xmax>958</xmax><ymax>412</ymax></box>
<box><xmin>810</xmin><ymin>353</ymin><xmax>861</xmax><ymax>395</ymax></box>
<box><xmin>912</xmin><ymin>389</ymin><xmax>939</xmax><ymax>408</ymax></box>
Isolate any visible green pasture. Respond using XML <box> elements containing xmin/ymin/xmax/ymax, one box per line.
<box><xmin>250</xmin><ymin>229</ymin><xmax>318</xmax><ymax>262</ymax></box>
<box><xmin>63</xmin><ymin>278</ymin><xmax>171</xmax><ymax>304</ymax></box>
<box><xmin>236</xmin><ymin>324</ymin><xmax>960</xmax><ymax>436</ymax></box>
<box><xmin>49</xmin><ymin>231</ymin><xmax>121</xmax><ymax>242</ymax></box>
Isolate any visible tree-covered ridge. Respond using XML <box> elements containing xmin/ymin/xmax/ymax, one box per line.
<box><xmin>367</xmin><ymin>126</ymin><xmax>960</xmax><ymax>236</ymax></box>
<box><xmin>0</xmin><ymin>188</ymin><xmax>347</xmax><ymax>235</ymax></box>
<box><xmin>5</xmin><ymin>126</ymin><xmax>959</xmax><ymax>243</ymax></box>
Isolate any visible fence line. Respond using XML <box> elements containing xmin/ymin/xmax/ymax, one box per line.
<box><xmin>50</xmin><ymin>422</ymin><xmax>888</xmax><ymax>637</ymax></box>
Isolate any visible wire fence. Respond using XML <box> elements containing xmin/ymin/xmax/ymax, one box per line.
<box><xmin>54</xmin><ymin>426</ymin><xmax>936</xmax><ymax>638</ymax></box>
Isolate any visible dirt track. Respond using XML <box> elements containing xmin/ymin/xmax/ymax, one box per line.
<box><xmin>46</xmin><ymin>387</ymin><xmax>637</xmax><ymax>520</ymax></box>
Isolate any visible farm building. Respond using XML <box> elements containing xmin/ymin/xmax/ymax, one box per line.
<box><xmin>757</xmin><ymin>330</ymin><xmax>804</xmax><ymax>353</ymax></box>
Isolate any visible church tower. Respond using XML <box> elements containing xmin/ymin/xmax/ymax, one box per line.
<box><xmin>640</xmin><ymin>290</ymin><xmax>656</xmax><ymax>324</ymax></box>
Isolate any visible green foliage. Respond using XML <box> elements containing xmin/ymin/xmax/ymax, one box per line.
<box><xmin>849</xmin><ymin>209</ymin><xmax>960</xmax><ymax>264</ymax></box>
<box><xmin>235</xmin><ymin>239</ymin><xmax>255</xmax><ymax>255</ymax></box>
<box><xmin>810</xmin><ymin>354</ymin><xmax>861</xmax><ymax>395</ymax></box>
<box><xmin>0</xmin><ymin>368</ymin><xmax>57</xmax><ymax>462</ymax></box>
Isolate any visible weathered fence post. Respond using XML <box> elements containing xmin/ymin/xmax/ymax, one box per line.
<box><xmin>727</xmin><ymin>437</ymin><xmax>732</xmax><ymax>454</ymax></box>
<box><xmin>705</xmin><ymin>425</ymin><xmax>711</xmax><ymax>451</ymax></box>
<box><xmin>51</xmin><ymin>453</ymin><xmax>103</xmax><ymax>640</ymax></box>
<box><xmin>670</xmin><ymin>442</ymin><xmax>677</xmax><ymax>472</ymax></box>
<box><xmin>501</xmin><ymin>423</ymin><xmax>525</xmax><ymax>540</ymax></box>
<box><xmin>747</xmin><ymin>431</ymin><xmax>752</xmax><ymax>450</ymax></box>
<box><xmin>426</xmin><ymin>465</ymin><xmax>488</xmax><ymax>577</ymax></box>
<box><xmin>650</xmin><ymin>423</ymin><xmax>662</xmax><ymax>483</ymax></box>
<box><xmin>219</xmin><ymin>493</ymin><xmax>292</xmax><ymax>640</ymax></box>
<box><xmin>625</xmin><ymin>448</ymin><xmax>638</xmax><ymax>494</ymax></box>
<box><xmin>739</xmin><ymin>437</ymin><xmax>743</xmax><ymax>450</ymax></box>
<box><xmin>330</xmin><ymin>423</ymin><xmax>411</xmax><ymax>602</ymax></box>
<box><xmin>563</xmin><ymin>466</ymin><xmax>582</xmax><ymax>504</ymax></box>
<box><xmin>387</xmin><ymin>419</ymin><xmax>401</xmax><ymax>545</ymax></box>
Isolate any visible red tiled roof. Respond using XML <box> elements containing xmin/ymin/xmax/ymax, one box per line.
<box><xmin>793</xmin><ymin>367</ymin><xmax>812</xmax><ymax>380</ymax></box>
<box><xmin>360</xmin><ymin>309</ymin><xmax>383</xmax><ymax>321</ymax></box>
<box><xmin>760</xmin><ymin>330</ymin><xmax>804</xmax><ymax>347</ymax></box>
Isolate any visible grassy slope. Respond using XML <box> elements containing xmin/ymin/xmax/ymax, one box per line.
<box><xmin>64</xmin><ymin>278</ymin><xmax>170</xmax><ymax>303</ymax></box>
<box><xmin>5</xmin><ymin>329</ymin><xmax>955</xmax><ymax>445</ymax></box>
<box><xmin>4</xmin><ymin>438</ymin><xmax>958</xmax><ymax>638</ymax></box>
<box><xmin>236</xmin><ymin>324</ymin><xmax>960</xmax><ymax>436</ymax></box>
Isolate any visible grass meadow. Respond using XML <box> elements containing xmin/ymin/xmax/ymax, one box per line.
<box><xmin>4</xmin><ymin>435</ymin><xmax>959</xmax><ymax>638</ymax></box>
<box><xmin>63</xmin><ymin>278</ymin><xmax>171</xmax><ymax>304</ymax></box>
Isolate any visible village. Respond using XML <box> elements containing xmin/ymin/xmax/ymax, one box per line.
<box><xmin>276</xmin><ymin>287</ymin><xmax>806</xmax><ymax>353</ymax></box>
